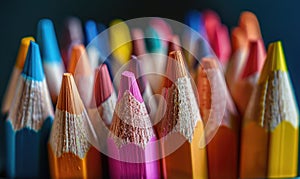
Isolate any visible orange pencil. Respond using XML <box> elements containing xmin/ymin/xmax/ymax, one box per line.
<box><xmin>158</xmin><ymin>50</ymin><xmax>208</xmax><ymax>178</ymax></box>
<box><xmin>196</xmin><ymin>58</ymin><xmax>239</xmax><ymax>179</ymax></box>
<box><xmin>68</xmin><ymin>44</ymin><xmax>94</xmax><ymax>107</ymax></box>
<box><xmin>48</xmin><ymin>73</ymin><xmax>102</xmax><ymax>179</ymax></box>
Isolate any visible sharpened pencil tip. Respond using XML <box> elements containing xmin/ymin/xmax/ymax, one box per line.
<box><xmin>15</xmin><ymin>37</ymin><xmax>35</xmax><ymax>69</ymax></box>
<box><xmin>22</xmin><ymin>41</ymin><xmax>44</xmax><ymax>81</ymax></box>
<box><xmin>259</xmin><ymin>41</ymin><xmax>287</xmax><ymax>83</ymax></box>
<box><xmin>118</xmin><ymin>71</ymin><xmax>143</xmax><ymax>103</ymax></box>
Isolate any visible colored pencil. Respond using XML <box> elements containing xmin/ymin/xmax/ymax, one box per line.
<box><xmin>1</xmin><ymin>36</ymin><xmax>34</xmax><ymax>175</ymax></box>
<box><xmin>226</xmin><ymin>27</ymin><xmax>248</xmax><ymax>91</ymax></box>
<box><xmin>97</xmin><ymin>23</ymin><xmax>114</xmax><ymax>80</ymax></box>
<box><xmin>6</xmin><ymin>41</ymin><xmax>54</xmax><ymax>178</ymax></box>
<box><xmin>158</xmin><ymin>50</ymin><xmax>208</xmax><ymax>178</ymax></box>
<box><xmin>144</xmin><ymin>25</ymin><xmax>168</xmax><ymax>94</ymax></box>
<box><xmin>48</xmin><ymin>73</ymin><xmax>102</xmax><ymax>179</ymax></box>
<box><xmin>1</xmin><ymin>37</ymin><xmax>34</xmax><ymax>115</ymax></box>
<box><xmin>67</xmin><ymin>44</ymin><xmax>94</xmax><ymax>107</ymax></box>
<box><xmin>128</xmin><ymin>55</ymin><xmax>157</xmax><ymax>122</ymax></box>
<box><xmin>239</xmin><ymin>11</ymin><xmax>262</xmax><ymax>41</ymax></box>
<box><xmin>85</xmin><ymin>20</ymin><xmax>101</xmax><ymax>70</ymax></box>
<box><xmin>233</xmin><ymin>40</ymin><xmax>266</xmax><ymax>115</ymax></box>
<box><xmin>37</xmin><ymin>18</ymin><xmax>65</xmax><ymax>104</ymax></box>
<box><xmin>203</xmin><ymin>10</ymin><xmax>231</xmax><ymax>68</ymax></box>
<box><xmin>109</xmin><ymin>19</ymin><xmax>132</xmax><ymax>79</ymax></box>
<box><xmin>240</xmin><ymin>41</ymin><xmax>299</xmax><ymax>178</ymax></box>
<box><xmin>92</xmin><ymin>64</ymin><xmax>117</xmax><ymax>126</ymax></box>
<box><xmin>107</xmin><ymin>71</ymin><xmax>160</xmax><ymax>178</ymax></box>
<box><xmin>196</xmin><ymin>57</ymin><xmax>239</xmax><ymax>179</ymax></box>
<box><xmin>60</xmin><ymin>17</ymin><xmax>84</xmax><ymax>67</ymax></box>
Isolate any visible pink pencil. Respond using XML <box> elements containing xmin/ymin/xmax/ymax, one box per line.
<box><xmin>107</xmin><ymin>71</ymin><xmax>160</xmax><ymax>178</ymax></box>
<box><xmin>92</xmin><ymin>64</ymin><xmax>117</xmax><ymax>126</ymax></box>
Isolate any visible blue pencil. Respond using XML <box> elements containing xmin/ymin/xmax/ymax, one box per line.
<box><xmin>5</xmin><ymin>41</ymin><xmax>54</xmax><ymax>178</ymax></box>
<box><xmin>97</xmin><ymin>22</ymin><xmax>114</xmax><ymax>80</ymax></box>
<box><xmin>37</xmin><ymin>19</ymin><xmax>65</xmax><ymax>105</ymax></box>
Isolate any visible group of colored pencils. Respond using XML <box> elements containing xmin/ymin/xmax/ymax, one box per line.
<box><xmin>0</xmin><ymin>9</ymin><xmax>298</xmax><ymax>179</ymax></box>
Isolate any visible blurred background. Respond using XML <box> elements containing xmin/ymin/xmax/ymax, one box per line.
<box><xmin>0</xmin><ymin>0</ymin><xmax>299</xmax><ymax>108</ymax></box>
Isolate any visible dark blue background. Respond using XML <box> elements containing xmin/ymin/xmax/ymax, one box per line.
<box><xmin>0</xmin><ymin>0</ymin><xmax>299</xmax><ymax>107</ymax></box>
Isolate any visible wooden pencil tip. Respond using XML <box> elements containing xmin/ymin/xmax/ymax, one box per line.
<box><xmin>57</xmin><ymin>73</ymin><xmax>84</xmax><ymax>114</ymax></box>
<box><xmin>68</xmin><ymin>44</ymin><xmax>91</xmax><ymax>75</ymax></box>
<box><xmin>231</xmin><ymin>27</ymin><xmax>248</xmax><ymax>52</ymax></box>
<box><xmin>201</xmin><ymin>57</ymin><xmax>218</xmax><ymax>69</ymax></box>
<box><xmin>167</xmin><ymin>50</ymin><xmax>187</xmax><ymax>79</ymax></box>
<box><xmin>94</xmin><ymin>64</ymin><xmax>113</xmax><ymax>106</ymax></box>
<box><xmin>167</xmin><ymin>35</ymin><xmax>181</xmax><ymax>54</ymax></box>
<box><xmin>118</xmin><ymin>71</ymin><xmax>143</xmax><ymax>103</ymax></box>
<box><xmin>241</xmin><ymin>39</ymin><xmax>266</xmax><ymax>79</ymax></box>
<box><xmin>259</xmin><ymin>41</ymin><xmax>287</xmax><ymax>83</ymax></box>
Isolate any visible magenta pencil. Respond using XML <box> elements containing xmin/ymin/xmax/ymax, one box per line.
<box><xmin>107</xmin><ymin>71</ymin><xmax>160</xmax><ymax>178</ymax></box>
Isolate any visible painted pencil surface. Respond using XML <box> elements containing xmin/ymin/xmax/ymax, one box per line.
<box><xmin>68</xmin><ymin>44</ymin><xmax>94</xmax><ymax>107</ymax></box>
<box><xmin>37</xmin><ymin>19</ymin><xmax>65</xmax><ymax>104</ymax></box>
<box><xmin>158</xmin><ymin>50</ymin><xmax>207</xmax><ymax>178</ymax></box>
<box><xmin>48</xmin><ymin>73</ymin><xmax>102</xmax><ymax>179</ymax></box>
<box><xmin>240</xmin><ymin>41</ymin><xmax>299</xmax><ymax>178</ymax></box>
<box><xmin>263</xmin><ymin>42</ymin><xmax>298</xmax><ymax>178</ymax></box>
<box><xmin>85</xmin><ymin>20</ymin><xmax>100</xmax><ymax>70</ymax></box>
<box><xmin>109</xmin><ymin>19</ymin><xmax>132</xmax><ymax>80</ymax></box>
<box><xmin>144</xmin><ymin>23</ymin><xmax>169</xmax><ymax>94</ymax></box>
<box><xmin>203</xmin><ymin>10</ymin><xmax>231</xmax><ymax>67</ymax></box>
<box><xmin>1</xmin><ymin>36</ymin><xmax>34</xmax><ymax>175</ymax></box>
<box><xmin>108</xmin><ymin>71</ymin><xmax>160</xmax><ymax>178</ymax></box>
<box><xmin>6</xmin><ymin>41</ymin><xmax>54</xmax><ymax>178</ymax></box>
<box><xmin>196</xmin><ymin>58</ymin><xmax>239</xmax><ymax>179</ymax></box>
<box><xmin>92</xmin><ymin>64</ymin><xmax>117</xmax><ymax>126</ymax></box>
<box><xmin>226</xmin><ymin>27</ymin><xmax>248</xmax><ymax>94</ymax></box>
<box><xmin>2</xmin><ymin>37</ymin><xmax>34</xmax><ymax>115</ymax></box>
<box><xmin>128</xmin><ymin>56</ymin><xmax>157</xmax><ymax>122</ymax></box>
<box><xmin>232</xmin><ymin>40</ymin><xmax>265</xmax><ymax>115</ymax></box>
<box><xmin>60</xmin><ymin>17</ymin><xmax>84</xmax><ymax>67</ymax></box>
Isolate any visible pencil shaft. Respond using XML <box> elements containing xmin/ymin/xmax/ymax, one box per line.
<box><xmin>6</xmin><ymin>117</ymin><xmax>52</xmax><ymax>178</ymax></box>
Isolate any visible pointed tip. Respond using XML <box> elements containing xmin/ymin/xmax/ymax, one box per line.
<box><xmin>129</xmin><ymin>55</ymin><xmax>147</xmax><ymax>93</ymax></box>
<box><xmin>22</xmin><ymin>41</ymin><xmax>44</xmax><ymax>81</ymax></box>
<box><xmin>241</xmin><ymin>39</ymin><xmax>266</xmax><ymax>79</ymax></box>
<box><xmin>166</xmin><ymin>50</ymin><xmax>187</xmax><ymax>82</ymax></box>
<box><xmin>132</xmin><ymin>28</ymin><xmax>146</xmax><ymax>56</ymax></box>
<box><xmin>68</xmin><ymin>44</ymin><xmax>92</xmax><ymax>75</ymax></box>
<box><xmin>201</xmin><ymin>57</ymin><xmax>219</xmax><ymax>69</ymax></box>
<box><xmin>231</xmin><ymin>27</ymin><xmax>248</xmax><ymax>52</ymax></box>
<box><xmin>15</xmin><ymin>37</ymin><xmax>35</xmax><ymax>69</ymax></box>
<box><xmin>85</xmin><ymin>20</ymin><xmax>98</xmax><ymax>44</ymax></box>
<box><xmin>118</xmin><ymin>71</ymin><xmax>143</xmax><ymax>103</ymax></box>
<box><xmin>57</xmin><ymin>73</ymin><xmax>84</xmax><ymax>114</ymax></box>
<box><xmin>239</xmin><ymin>11</ymin><xmax>262</xmax><ymax>40</ymax></box>
<box><xmin>37</xmin><ymin>18</ymin><xmax>62</xmax><ymax>63</ymax></box>
<box><xmin>212</xmin><ymin>25</ymin><xmax>231</xmax><ymax>64</ymax></box>
<box><xmin>167</xmin><ymin>35</ymin><xmax>181</xmax><ymax>54</ymax></box>
<box><xmin>94</xmin><ymin>64</ymin><xmax>114</xmax><ymax>106</ymax></box>
<box><xmin>259</xmin><ymin>41</ymin><xmax>287</xmax><ymax>83</ymax></box>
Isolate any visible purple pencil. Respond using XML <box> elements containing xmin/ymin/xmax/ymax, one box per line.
<box><xmin>107</xmin><ymin>71</ymin><xmax>160</xmax><ymax>178</ymax></box>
